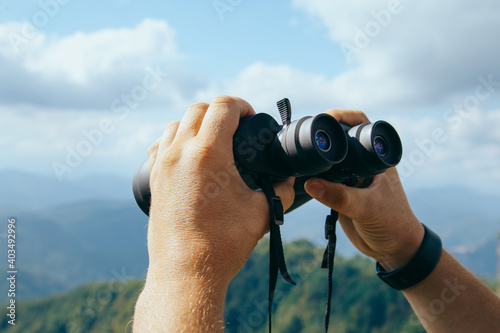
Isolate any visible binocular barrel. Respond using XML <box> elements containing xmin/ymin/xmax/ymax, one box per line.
<box><xmin>132</xmin><ymin>161</ymin><xmax>151</xmax><ymax>216</ymax></box>
<box><xmin>133</xmin><ymin>111</ymin><xmax>402</xmax><ymax>216</ymax></box>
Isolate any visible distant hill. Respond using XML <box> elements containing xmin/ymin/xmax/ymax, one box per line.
<box><xmin>0</xmin><ymin>200</ymin><xmax>149</xmax><ymax>303</ymax></box>
<box><xmin>406</xmin><ymin>186</ymin><xmax>500</xmax><ymax>249</ymax></box>
<box><xmin>1</xmin><ymin>170</ymin><xmax>499</xmax><ymax>249</ymax></box>
<box><xmin>0</xmin><ymin>169</ymin><xmax>134</xmax><ymax>209</ymax></box>
<box><xmin>0</xmin><ymin>240</ymin><xmax>424</xmax><ymax>333</ymax></box>
<box><xmin>452</xmin><ymin>237</ymin><xmax>498</xmax><ymax>277</ymax></box>
<box><xmin>0</xmin><ymin>170</ymin><xmax>498</xmax><ymax>304</ymax></box>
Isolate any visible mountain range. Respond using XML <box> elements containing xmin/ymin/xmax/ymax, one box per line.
<box><xmin>0</xmin><ymin>169</ymin><xmax>498</xmax><ymax>303</ymax></box>
<box><xmin>1</xmin><ymin>240</ymin><xmax>424</xmax><ymax>333</ymax></box>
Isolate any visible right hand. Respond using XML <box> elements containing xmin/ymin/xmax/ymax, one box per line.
<box><xmin>145</xmin><ymin>96</ymin><xmax>295</xmax><ymax>284</ymax></box>
<box><xmin>304</xmin><ymin>109</ymin><xmax>424</xmax><ymax>270</ymax></box>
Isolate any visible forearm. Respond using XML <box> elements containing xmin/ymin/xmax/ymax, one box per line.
<box><xmin>402</xmin><ymin>250</ymin><xmax>500</xmax><ymax>332</ymax></box>
<box><xmin>133</xmin><ymin>269</ymin><xmax>229</xmax><ymax>332</ymax></box>
<box><xmin>132</xmin><ymin>96</ymin><xmax>294</xmax><ymax>332</ymax></box>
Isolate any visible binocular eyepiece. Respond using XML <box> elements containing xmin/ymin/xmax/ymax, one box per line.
<box><xmin>133</xmin><ymin>98</ymin><xmax>402</xmax><ymax>216</ymax></box>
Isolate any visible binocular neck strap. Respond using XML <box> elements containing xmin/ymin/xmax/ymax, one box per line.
<box><xmin>258</xmin><ymin>176</ymin><xmax>296</xmax><ymax>333</ymax></box>
<box><xmin>259</xmin><ymin>177</ymin><xmax>338</xmax><ymax>333</ymax></box>
<box><xmin>321</xmin><ymin>209</ymin><xmax>338</xmax><ymax>333</ymax></box>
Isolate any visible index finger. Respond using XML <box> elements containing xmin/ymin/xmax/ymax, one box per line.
<box><xmin>324</xmin><ymin>109</ymin><xmax>371</xmax><ymax>126</ymax></box>
<box><xmin>197</xmin><ymin>95</ymin><xmax>256</xmax><ymax>148</ymax></box>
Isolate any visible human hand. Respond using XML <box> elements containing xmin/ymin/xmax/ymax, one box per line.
<box><xmin>304</xmin><ymin>110</ymin><xmax>424</xmax><ymax>270</ymax></box>
<box><xmin>146</xmin><ymin>96</ymin><xmax>295</xmax><ymax>285</ymax></box>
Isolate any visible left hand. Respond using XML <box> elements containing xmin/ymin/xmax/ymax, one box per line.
<box><xmin>305</xmin><ymin>109</ymin><xmax>423</xmax><ymax>270</ymax></box>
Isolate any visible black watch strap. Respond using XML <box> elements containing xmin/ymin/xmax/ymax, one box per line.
<box><xmin>376</xmin><ymin>224</ymin><xmax>442</xmax><ymax>290</ymax></box>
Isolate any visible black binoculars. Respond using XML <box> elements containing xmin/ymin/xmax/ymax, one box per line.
<box><xmin>133</xmin><ymin>98</ymin><xmax>402</xmax><ymax>215</ymax></box>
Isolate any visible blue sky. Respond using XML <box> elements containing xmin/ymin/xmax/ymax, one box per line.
<box><xmin>0</xmin><ymin>0</ymin><xmax>345</xmax><ymax>79</ymax></box>
<box><xmin>1</xmin><ymin>0</ymin><xmax>500</xmax><ymax>193</ymax></box>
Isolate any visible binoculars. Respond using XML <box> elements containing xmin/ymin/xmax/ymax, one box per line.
<box><xmin>133</xmin><ymin>99</ymin><xmax>402</xmax><ymax>215</ymax></box>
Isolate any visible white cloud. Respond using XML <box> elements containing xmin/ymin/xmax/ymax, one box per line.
<box><xmin>195</xmin><ymin>59</ymin><xmax>500</xmax><ymax>192</ymax></box>
<box><xmin>0</xmin><ymin>104</ymin><xmax>170</xmax><ymax>179</ymax></box>
<box><xmin>1</xmin><ymin>10</ymin><xmax>499</xmax><ymax>190</ymax></box>
<box><xmin>293</xmin><ymin>0</ymin><xmax>500</xmax><ymax>110</ymax></box>
<box><xmin>1</xmin><ymin>19</ymin><xmax>178</xmax><ymax>83</ymax></box>
<box><xmin>3</xmin><ymin>57</ymin><xmax>500</xmax><ymax>190</ymax></box>
<box><xmin>0</xmin><ymin>19</ymin><xmax>205</xmax><ymax>111</ymax></box>
<box><xmin>196</xmin><ymin>62</ymin><xmax>339</xmax><ymax>114</ymax></box>
<box><xmin>393</xmin><ymin>108</ymin><xmax>500</xmax><ymax>191</ymax></box>
<box><xmin>26</xmin><ymin>20</ymin><xmax>178</xmax><ymax>84</ymax></box>
<box><xmin>196</xmin><ymin>61</ymin><xmax>397</xmax><ymax>115</ymax></box>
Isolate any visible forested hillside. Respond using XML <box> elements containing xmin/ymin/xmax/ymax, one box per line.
<box><xmin>1</xmin><ymin>239</ymin><xmax>425</xmax><ymax>333</ymax></box>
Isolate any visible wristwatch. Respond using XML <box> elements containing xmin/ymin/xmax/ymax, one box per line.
<box><xmin>376</xmin><ymin>224</ymin><xmax>442</xmax><ymax>290</ymax></box>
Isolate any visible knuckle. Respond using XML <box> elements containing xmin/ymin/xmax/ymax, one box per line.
<box><xmin>191</xmin><ymin>130</ymin><xmax>222</xmax><ymax>152</ymax></box>
<box><xmin>353</xmin><ymin>110</ymin><xmax>370</xmax><ymax>122</ymax></box>
<box><xmin>324</xmin><ymin>108</ymin><xmax>341</xmax><ymax>115</ymax></box>
<box><xmin>180</xmin><ymin>119</ymin><xmax>199</xmax><ymax>135</ymax></box>
<box><xmin>188</xmin><ymin>102</ymin><xmax>209</xmax><ymax>110</ymax></box>
<box><xmin>147</xmin><ymin>141</ymin><xmax>159</xmax><ymax>158</ymax></box>
<box><xmin>186</xmin><ymin>143</ymin><xmax>216</xmax><ymax>167</ymax></box>
<box><xmin>212</xmin><ymin>95</ymin><xmax>237</xmax><ymax>106</ymax></box>
<box><xmin>325</xmin><ymin>109</ymin><xmax>371</xmax><ymax>125</ymax></box>
<box><xmin>335</xmin><ymin>188</ymin><xmax>352</xmax><ymax>212</ymax></box>
<box><xmin>165</xmin><ymin>120</ymin><xmax>180</xmax><ymax>131</ymax></box>
<box><xmin>159</xmin><ymin>121</ymin><xmax>180</xmax><ymax>145</ymax></box>
<box><xmin>156</xmin><ymin>146</ymin><xmax>182</xmax><ymax>172</ymax></box>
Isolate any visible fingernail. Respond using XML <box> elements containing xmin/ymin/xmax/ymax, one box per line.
<box><xmin>305</xmin><ymin>180</ymin><xmax>326</xmax><ymax>199</ymax></box>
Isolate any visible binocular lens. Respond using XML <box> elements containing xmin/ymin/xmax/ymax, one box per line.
<box><xmin>373</xmin><ymin>136</ymin><xmax>387</xmax><ymax>156</ymax></box>
<box><xmin>315</xmin><ymin>130</ymin><xmax>331</xmax><ymax>152</ymax></box>
<box><xmin>277</xmin><ymin>114</ymin><xmax>348</xmax><ymax>176</ymax></box>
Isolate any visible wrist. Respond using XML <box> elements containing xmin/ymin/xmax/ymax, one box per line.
<box><xmin>376</xmin><ymin>224</ymin><xmax>443</xmax><ymax>290</ymax></box>
<box><xmin>375</xmin><ymin>221</ymin><xmax>425</xmax><ymax>271</ymax></box>
<box><xmin>146</xmin><ymin>216</ymin><xmax>240</xmax><ymax>284</ymax></box>
<box><xmin>144</xmin><ymin>267</ymin><xmax>230</xmax><ymax>298</ymax></box>
<box><xmin>135</xmin><ymin>269</ymin><xmax>229</xmax><ymax>332</ymax></box>
<box><xmin>147</xmin><ymin>248</ymin><xmax>237</xmax><ymax>286</ymax></box>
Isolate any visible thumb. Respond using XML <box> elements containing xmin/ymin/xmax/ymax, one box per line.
<box><xmin>304</xmin><ymin>178</ymin><xmax>366</xmax><ymax>219</ymax></box>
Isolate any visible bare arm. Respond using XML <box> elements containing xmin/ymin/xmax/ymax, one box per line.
<box><xmin>403</xmin><ymin>250</ymin><xmax>500</xmax><ymax>331</ymax></box>
<box><xmin>305</xmin><ymin>109</ymin><xmax>500</xmax><ymax>332</ymax></box>
<box><xmin>133</xmin><ymin>96</ymin><xmax>294</xmax><ymax>332</ymax></box>
<box><xmin>134</xmin><ymin>267</ymin><xmax>228</xmax><ymax>332</ymax></box>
